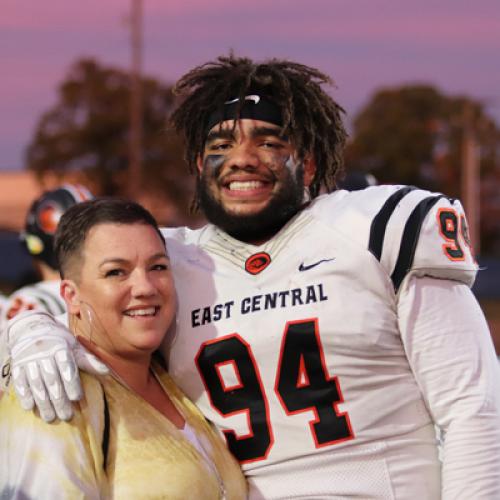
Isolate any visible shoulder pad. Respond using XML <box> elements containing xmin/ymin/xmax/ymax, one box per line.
<box><xmin>366</xmin><ymin>186</ymin><xmax>477</xmax><ymax>291</ymax></box>
<box><xmin>160</xmin><ymin>225</ymin><xmax>211</xmax><ymax>246</ymax></box>
<box><xmin>310</xmin><ymin>184</ymin><xmax>413</xmax><ymax>226</ymax></box>
<box><xmin>160</xmin><ymin>224</ymin><xmax>214</xmax><ymax>266</ymax></box>
<box><xmin>311</xmin><ymin>186</ymin><xmax>477</xmax><ymax>291</ymax></box>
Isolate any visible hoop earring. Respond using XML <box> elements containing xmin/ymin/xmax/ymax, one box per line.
<box><xmin>302</xmin><ymin>186</ymin><xmax>311</xmax><ymax>203</ymax></box>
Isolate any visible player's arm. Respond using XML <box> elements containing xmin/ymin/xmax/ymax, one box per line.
<box><xmin>2</xmin><ymin>310</ymin><xmax>107</xmax><ymax>421</ymax></box>
<box><xmin>386</xmin><ymin>192</ymin><xmax>500</xmax><ymax>498</ymax></box>
<box><xmin>398</xmin><ymin>274</ymin><xmax>500</xmax><ymax>499</ymax></box>
<box><xmin>366</xmin><ymin>187</ymin><xmax>500</xmax><ymax>497</ymax></box>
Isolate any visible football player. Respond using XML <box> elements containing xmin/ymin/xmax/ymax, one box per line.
<box><xmin>1</xmin><ymin>184</ymin><xmax>92</xmax><ymax>323</ymax></box>
<box><xmin>4</xmin><ymin>56</ymin><xmax>500</xmax><ymax>499</ymax></box>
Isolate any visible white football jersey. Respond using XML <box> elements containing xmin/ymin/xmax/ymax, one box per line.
<box><xmin>1</xmin><ymin>280</ymin><xmax>65</xmax><ymax>324</ymax></box>
<box><xmin>162</xmin><ymin>185</ymin><xmax>495</xmax><ymax>499</ymax></box>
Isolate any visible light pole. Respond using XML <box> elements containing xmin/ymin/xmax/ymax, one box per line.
<box><xmin>129</xmin><ymin>0</ymin><xmax>143</xmax><ymax>198</ymax></box>
<box><xmin>461</xmin><ymin>102</ymin><xmax>481</xmax><ymax>255</ymax></box>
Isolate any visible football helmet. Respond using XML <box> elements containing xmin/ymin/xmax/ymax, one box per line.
<box><xmin>21</xmin><ymin>184</ymin><xmax>93</xmax><ymax>269</ymax></box>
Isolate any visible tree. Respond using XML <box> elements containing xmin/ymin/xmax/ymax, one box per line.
<box><xmin>345</xmin><ymin>85</ymin><xmax>500</xmax><ymax>255</ymax></box>
<box><xmin>25</xmin><ymin>58</ymin><xmax>198</xmax><ymax>225</ymax></box>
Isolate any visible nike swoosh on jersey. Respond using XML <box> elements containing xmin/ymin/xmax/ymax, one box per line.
<box><xmin>298</xmin><ymin>258</ymin><xmax>336</xmax><ymax>271</ymax></box>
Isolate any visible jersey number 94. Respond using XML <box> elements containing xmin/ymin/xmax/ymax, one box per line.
<box><xmin>196</xmin><ymin>318</ymin><xmax>354</xmax><ymax>463</ymax></box>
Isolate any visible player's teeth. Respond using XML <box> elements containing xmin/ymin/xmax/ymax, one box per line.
<box><xmin>229</xmin><ymin>181</ymin><xmax>263</xmax><ymax>191</ymax></box>
<box><xmin>125</xmin><ymin>307</ymin><xmax>156</xmax><ymax>317</ymax></box>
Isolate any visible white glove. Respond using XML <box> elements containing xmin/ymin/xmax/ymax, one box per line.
<box><xmin>7</xmin><ymin>310</ymin><xmax>108</xmax><ymax>422</ymax></box>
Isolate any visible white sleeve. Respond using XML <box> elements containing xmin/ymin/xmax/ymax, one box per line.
<box><xmin>1</xmin><ymin>282</ymin><xmax>66</xmax><ymax>323</ymax></box>
<box><xmin>398</xmin><ymin>275</ymin><xmax>500</xmax><ymax>499</ymax></box>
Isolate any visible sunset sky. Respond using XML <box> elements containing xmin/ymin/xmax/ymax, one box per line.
<box><xmin>2</xmin><ymin>0</ymin><xmax>499</xmax><ymax>170</ymax></box>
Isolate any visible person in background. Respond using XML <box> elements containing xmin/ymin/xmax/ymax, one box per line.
<box><xmin>5</xmin><ymin>55</ymin><xmax>500</xmax><ymax>499</ymax></box>
<box><xmin>0</xmin><ymin>197</ymin><xmax>246</xmax><ymax>499</ymax></box>
<box><xmin>1</xmin><ymin>184</ymin><xmax>92</xmax><ymax>323</ymax></box>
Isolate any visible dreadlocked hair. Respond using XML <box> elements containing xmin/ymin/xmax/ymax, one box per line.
<box><xmin>171</xmin><ymin>54</ymin><xmax>347</xmax><ymax>205</ymax></box>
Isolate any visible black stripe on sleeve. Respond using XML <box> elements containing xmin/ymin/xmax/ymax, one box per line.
<box><xmin>47</xmin><ymin>294</ymin><xmax>66</xmax><ymax>315</ymax></box>
<box><xmin>31</xmin><ymin>288</ymin><xmax>66</xmax><ymax>315</ymax></box>
<box><xmin>369</xmin><ymin>186</ymin><xmax>417</xmax><ymax>261</ymax></box>
<box><xmin>33</xmin><ymin>294</ymin><xmax>52</xmax><ymax>313</ymax></box>
<box><xmin>390</xmin><ymin>195</ymin><xmax>444</xmax><ymax>291</ymax></box>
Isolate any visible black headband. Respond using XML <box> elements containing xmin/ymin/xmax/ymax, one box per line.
<box><xmin>206</xmin><ymin>94</ymin><xmax>283</xmax><ymax>133</ymax></box>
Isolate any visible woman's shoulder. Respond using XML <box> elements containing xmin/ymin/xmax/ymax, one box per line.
<box><xmin>0</xmin><ymin>374</ymin><xmax>105</xmax><ymax>446</ymax></box>
<box><xmin>80</xmin><ymin>371</ymin><xmax>107</xmax><ymax>406</ymax></box>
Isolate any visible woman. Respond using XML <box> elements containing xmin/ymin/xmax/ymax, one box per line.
<box><xmin>0</xmin><ymin>198</ymin><xmax>247</xmax><ymax>499</ymax></box>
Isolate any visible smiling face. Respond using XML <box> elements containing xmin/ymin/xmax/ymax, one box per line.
<box><xmin>196</xmin><ymin>119</ymin><xmax>316</xmax><ymax>243</ymax></box>
<box><xmin>61</xmin><ymin>222</ymin><xmax>175</xmax><ymax>360</ymax></box>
